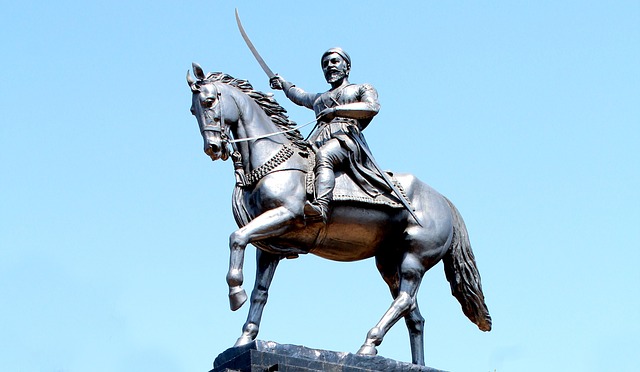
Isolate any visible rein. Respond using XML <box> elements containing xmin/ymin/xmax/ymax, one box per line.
<box><xmin>200</xmin><ymin>83</ymin><xmax>316</xmax><ymax>144</ymax></box>
<box><xmin>201</xmin><ymin>116</ymin><xmax>316</xmax><ymax>144</ymax></box>
<box><xmin>199</xmin><ymin>83</ymin><xmax>311</xmax><ymax>187</ymax></box>
<box><xmin>225</xmin><ymin>119</ymin><xmax>316</xmax><ymax>144</ymax></box>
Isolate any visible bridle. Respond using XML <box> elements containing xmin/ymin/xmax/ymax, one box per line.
<box><xmin>193</xmin><ymin>79</ymin><xmax>311</xmax><ymax>187</ymax></box>
<box><xmin>198</xmin><ymin>81</ymin><xmax>316</xmax><ymax>146</ymax></box>
<box><xmin>199</xmin><ymin>83</ymin><xmax>232</xmax><ymax>143</ymax></box>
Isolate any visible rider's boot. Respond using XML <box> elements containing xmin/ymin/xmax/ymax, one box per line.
<box><xmin>305</xmin><ymin>166</ymin><xmax>334</xmax><ymax>223</ymax></box>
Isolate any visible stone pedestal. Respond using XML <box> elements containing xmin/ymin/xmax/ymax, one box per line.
<box><xmin>211</xmin><ymin>340</ymin><xmax>445</xmax><ymax>372</ymax></box>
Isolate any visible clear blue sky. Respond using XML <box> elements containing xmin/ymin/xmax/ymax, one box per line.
<box><xmin>1</xmin><ymin>1</ymin><xmax>638</xmax><ymax>371</ymax></box>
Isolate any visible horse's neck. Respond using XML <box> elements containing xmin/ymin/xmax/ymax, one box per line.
<box><xmin>230</xmin><ymin>90</ymin><xmax>291</xmax><ymax>173</ymax></box>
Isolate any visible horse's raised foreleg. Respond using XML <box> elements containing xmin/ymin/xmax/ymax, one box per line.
<box><xmin>358</xmin><ymin>252</ymin><xmax>425</xmax><ymax>359</ymax></box>
<box><xmin>234</xmin><ymin>249</ymin><xmax>281</xmax><ymax>346</ymax></box>
<box><xmin>227</xmin><ymin>206</ymin><xmax>303</xmax><ymax>311</ymax></box>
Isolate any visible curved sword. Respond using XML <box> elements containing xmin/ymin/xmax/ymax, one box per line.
<box><xmin>235</xmin><ymin>9</ymin><xmax>419</xmax><ymax>225</ymax></box>
<box><xmin>235</xmin><ymin>9</ymin><xmax>276</xmax><ymax>79</ymax></box>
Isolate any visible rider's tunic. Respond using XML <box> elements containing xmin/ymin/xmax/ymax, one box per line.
<box><xmin>284</xmin><ymin>83</ymin><xmax>390</xmax><ymax>197</ymax></box>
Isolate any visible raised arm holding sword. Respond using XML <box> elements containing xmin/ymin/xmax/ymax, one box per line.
<box><xmin>236</xmin><ymin>10</ymin><xmax>421</xmax><ymax>225</ymax></box>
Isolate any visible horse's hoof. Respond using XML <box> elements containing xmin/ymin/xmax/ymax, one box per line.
<box><xmin>229</xmin><ymin>287</ymin><xmax>247</xmax><ymax>311</ymax></box>
<box><xmin>356</xmin><ymin>344</ymin><xmax>377</xmax><ymax>356</ymax></box>
<box><xmin>234</xmin><ymin>335</ymin><xmax>253</xmax><ymax>347</ymax></box>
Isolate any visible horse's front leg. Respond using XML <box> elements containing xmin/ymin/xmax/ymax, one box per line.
<box><xmin>227</xmin><ymin>205</ymin><xmax>303</xmax><ymax>310</ymax></box>
<box><xmin>235</xmin><ymin>249</ymin><xmax>281</xmax><ymax>346</ymax></box>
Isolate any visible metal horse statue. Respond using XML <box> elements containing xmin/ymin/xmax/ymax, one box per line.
<box><xmin>187</xmin><ymin>65</ymin><xmax>491</xmax><ymax>365</ymax></box>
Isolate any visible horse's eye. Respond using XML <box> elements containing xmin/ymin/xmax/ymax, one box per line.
<box><xmin>202</xmin><ymin>97</ymin><xmax>216</xmax><ymax>108</ymax></box>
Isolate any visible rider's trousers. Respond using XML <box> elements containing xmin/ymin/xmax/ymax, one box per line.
<box><xmin>313</xmin><ymin>138</ymin><xmax>351</xmax><ymax>214</ymax></box>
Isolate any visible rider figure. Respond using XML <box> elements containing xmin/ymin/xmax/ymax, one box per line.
<box><xmin>270</xmin><ymin>47</ymin><xmax>390</xmax><ymax>222</ymax></box>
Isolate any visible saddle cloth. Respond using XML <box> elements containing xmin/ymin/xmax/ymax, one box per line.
<box><xmin>304</xmin><ymin>153</ymin><xmax>406</xmax><ymax>209</ymax></box>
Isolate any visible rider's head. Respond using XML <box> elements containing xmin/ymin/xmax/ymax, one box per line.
<box><xmin>321</xmin><ymin>47</ymin><xmax>351</xmax><ymax>84</ymax></box>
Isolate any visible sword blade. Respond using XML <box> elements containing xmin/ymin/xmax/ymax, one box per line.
<box><xmin>235</xmin><ymin>9</ymin><xmax>276</xmax><ymax>78</ymax></box>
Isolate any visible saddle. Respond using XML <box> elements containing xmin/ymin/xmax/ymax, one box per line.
<box><xmin>303</xmin><ymin>151</ymin><xmax>406</xmax><ymax>210</ymax></box>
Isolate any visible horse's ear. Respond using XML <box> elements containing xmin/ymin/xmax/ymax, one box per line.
<box><xmin>192</xmin><ymin>62</ymin><xmax>206</xmax><ymax>80</ymax></box>
<box><xmin>186</xmin><ymin>70</ymin><xmax>197</xmax><ymax>90</ymax></box>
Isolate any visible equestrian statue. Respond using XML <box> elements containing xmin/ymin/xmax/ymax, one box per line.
<box><xmin>185</xmin><ymin>12</ymin><xmax>491</xmax><ymax>366</ymax></box>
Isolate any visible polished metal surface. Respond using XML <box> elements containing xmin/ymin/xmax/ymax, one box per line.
<box><xmin>187</xmin><ymin>64</ymin><xmax>491</xmax><ymax>366</ymax></box>
<box><xmin>235</xmin><ymin>9</ymin><xmax>276</xmax><ymax>79</ymax></box>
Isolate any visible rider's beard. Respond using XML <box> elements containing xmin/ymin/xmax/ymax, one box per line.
<box><xmin>325</xmin><ymin>70</ymin><xmax>347</xmax><ymax>84</ymax></box>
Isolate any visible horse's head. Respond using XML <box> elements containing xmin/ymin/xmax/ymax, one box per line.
<box><xmin>187</xmin><ymin>63</ymin><xmax>240</xmax><ymax>161</ymax></box>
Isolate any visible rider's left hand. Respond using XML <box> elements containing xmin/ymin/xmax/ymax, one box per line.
<box><xmin>317</xmin><ymin>107</ymin><xmax>336</xmax><ymax>122</ymax></box>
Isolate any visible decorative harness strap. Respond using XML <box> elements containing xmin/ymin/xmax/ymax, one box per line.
<box><xmin>238</xmin><ymin>144</ymin><xmax>296</xmax><ymax>188</ymax></box>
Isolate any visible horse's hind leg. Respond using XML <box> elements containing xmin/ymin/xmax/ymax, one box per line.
<box><xmin>405</xmin><ymin>301</ymin><xmax>425</xmax><ymax>365</ymax></box>
<box><xmin>234</xmin><ymin>249</ymin><xmax>281</xmax><ymax>346</ymax></box>
<box><xmin>358</xmin><ymin>252</ymin><xmax>425</xmax><ymax>359</ymax></box>
<box><xmin>368</xmin><ymin>252</ymin><xmax>426</xmax><ymax>365</ymax></box>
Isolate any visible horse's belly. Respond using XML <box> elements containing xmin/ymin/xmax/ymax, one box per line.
<box><xmin>279</xmin><ymin>204</ymin><xmax>406</xmax><ymax>262</ymax></box>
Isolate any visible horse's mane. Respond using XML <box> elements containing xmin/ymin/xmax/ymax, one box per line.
<box><xmin>204</xmin><ymin>72</ymin><xmax>309</xmax><ymax>151</ymax></box>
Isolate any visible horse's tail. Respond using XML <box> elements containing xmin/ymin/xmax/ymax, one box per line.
<box><xmin>442</xmin><ymin>198</ymin><xmax>492</xmax><ymax>332</ymax></box>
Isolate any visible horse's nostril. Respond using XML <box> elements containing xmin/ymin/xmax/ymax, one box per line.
<box><xmin>204</xmin><ymin>145</ymin><xmax>219</xmax><ymax>156</ymax></box>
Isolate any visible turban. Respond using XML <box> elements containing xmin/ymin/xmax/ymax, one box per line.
<box><xmin>321</xmin><ymin>47</ymin><xmax>351</xmax><ymax>68</ymax></box>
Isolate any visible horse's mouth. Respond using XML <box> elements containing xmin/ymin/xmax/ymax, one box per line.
<box><xmin>205</xmin><ymin>146</ymin><xmax>230</xmax><ymax>161</ymax></box>
<box><xmin>205</xmin><ymin>147</ymin><xmax>221</xmax><ymax>161</ymax></box>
